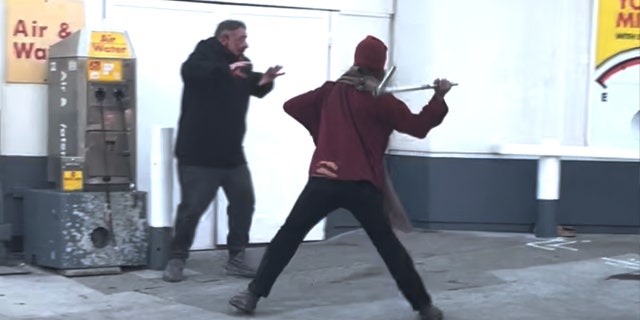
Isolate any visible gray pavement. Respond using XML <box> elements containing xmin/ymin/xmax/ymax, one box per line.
<box><xmin>1</xmin><ymin>229</ymin><xmax>639</xmax><ymax>320</ymax></box>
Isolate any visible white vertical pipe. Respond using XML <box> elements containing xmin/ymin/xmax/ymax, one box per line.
<box><xmin>537</xmin><ymin>156</ymin><xmax>561</xmax><ymax>200</ymax></box>
<box><xmin>535</xmin><ymin>139</ymin><xmax>561</xmax><ymax>238</ymax></box>
<box><xmin>555</xmin><ymin>0</ymin><xmax>571</xmax><ymax>145</ymax></box>
<box><xmin>585</xmin><ymin>0</ymin><xmax>601</xmax><ymax>146</ymax></box>
<box><xmin>0</xmin><ymin>1</ymin><xmax>4</xmax><ymax>156</ymax></box>
<box><xmin>536</xmin><ymin>139</ymin><xmax>561</xmax><ymax>200</ymax></box>
<box><xmin>149</xmin><ymin>126</ymin><xmax>174</xmax><ymax>228</ymax></box>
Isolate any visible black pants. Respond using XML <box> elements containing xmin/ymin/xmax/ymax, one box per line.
<box><xmin>169</xmin><ymin>164</ymin><xmax>255</xmax><ymax>260</ymax></box>
<box><xmin>249</xmin><ymin>177</ymin><xmax>431</xmax><ymax>311</ymax></box>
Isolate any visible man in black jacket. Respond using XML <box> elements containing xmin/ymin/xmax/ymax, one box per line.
<box><xmin>163</xmin><ymin>20</ymin><xmax>284</xmax><ymax>282</ymax></box>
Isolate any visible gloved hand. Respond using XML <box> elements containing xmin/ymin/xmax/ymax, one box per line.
<box><xmin>433</xmin><ymin>78</ymin><xmax>453</xmax><ymax>99</ymax></box>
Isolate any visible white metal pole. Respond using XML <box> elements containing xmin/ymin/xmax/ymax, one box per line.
<box><xmin>535</xmin><ymin>139</ymin><xmax>561</xmax><ymax>238</ymax></box>
<box><xmin>149</xmin><ymin>127</ymin><xmax>174</xmax><ymax>228</ymax></box>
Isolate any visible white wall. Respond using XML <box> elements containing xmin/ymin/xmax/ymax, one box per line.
<box><xmin>0</xmin><ymin>0</ymin><xmax>393</xmax><ymax>157</ymax></box>
<box><xmin>389</xmin><ymin>0</ymin><xmax>596</xmax><ymax>155</ymax></box>
<box><xmin>0</xmin><ymin>0</ymin><xmax>393</xmax><ymax>246</ymax></box>
<box><xmin>100</xmin><ymin>0</ymin><xmax>392</xmax><ymax>196</ymax></box>
<box><xmin>102</xmin><ymin>0</ymin><xmax>394</xmax><ymax>248</ymax></box>
<box><xmin>0</xmin><ymin>0</ymin><xmax>105</xmax><ymax>156</ymax></box>
<box><xmin>590</xmin><ymin>64</ymin><xmax>640</xmax><ymax>149</ymax></box>
<box><xmin>329</xmin><ymin>11</ymin><xmax>392</xmax><ymax>79</ymax></box>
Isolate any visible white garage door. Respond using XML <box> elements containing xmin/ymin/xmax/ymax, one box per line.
<box><xmin>104</xmin><ymin>0</ymin><xmax>330</xmax><ymax>249</ymax></box>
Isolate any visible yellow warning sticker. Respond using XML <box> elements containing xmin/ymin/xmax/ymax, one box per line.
<box><xmin>87</xmin><ymin>59</ymin><xmax>123</xmax><ymax>82</ymax></box>
<box><xmin>62</xmin><ymin>170</ymin><xmax>83</xmax><ymax>191</ymax></box>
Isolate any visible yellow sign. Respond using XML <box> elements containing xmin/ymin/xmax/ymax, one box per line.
<box><xmin>88</xmin><ymin>32</ymin><xmax>132</xmax><ymax>59</ymax></box>
<box><xmin>62</xmin><ymin>170</ymin><xmax>83</xmax><ymax>191</ymax></box>
<box><xmin>594</xmin><ymin>0</ymin><xmax>640</xmax><ymax>68</ymax></box>
<box><xmin>4</xmin><ymin>0</ymin><xmax>85</xmax><ymax>83</ymax></box>
<box><xmin>595</xmin><ymin>0</ymin><xmax>640</xmax><ymax>87</ymax></box>
<box><xmin>588</xmin><ymin>0</ymin><xmax>640</xmax><ymax>149</ymax></box>
<box><xmin>87</xmin><ymin>59</ymin><xmax>123</xmax><ymax>82</ymax></box>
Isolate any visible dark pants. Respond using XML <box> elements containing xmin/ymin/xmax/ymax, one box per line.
<box><xmin>249</xmin><ymin>177</ymin><xmax>431</xmax><ymax>311</ymax></box>
<box><xmin>169</xmin><ymin>164</ymin><xmax>255</xmax><ymax>260</ymax></box>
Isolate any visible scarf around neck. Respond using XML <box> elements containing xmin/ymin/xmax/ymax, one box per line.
<box><xmin>336</xmin><ymin>66</ymin><xmax>381</xmax><ymax>94</ymax></box>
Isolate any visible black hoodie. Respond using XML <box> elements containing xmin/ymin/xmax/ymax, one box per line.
<box><xmin>174</xmin><ymin>37</ymin><xmax>273</xmax><ymax>167</ymax></box>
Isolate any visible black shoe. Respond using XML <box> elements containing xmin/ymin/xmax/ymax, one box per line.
<box><xmin>162</xmin><ymin>259</ymin><xmax>185</xmax><ymax>282</ymax></box>
<box><xmin>225</xmin><ymin>252</ymin><xmax>257</xmax><ymax>278</ymax></box>
<box><xmin>229</xmin><ymin>289</ymin><xmax>260</xmax><ymax>314</ymax></box>
<box><xmin>419</xmin><ymin>304</ymin><xmax>443</xmax><ymax>320</ymax></box>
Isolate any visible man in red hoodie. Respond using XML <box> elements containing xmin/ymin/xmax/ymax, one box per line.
<box><xmin>229</xmin><ymin>35</ymin><xmax>451</xmax><ymax>320</ymax></box>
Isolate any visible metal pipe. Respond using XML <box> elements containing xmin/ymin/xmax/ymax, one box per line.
<box><xmin>382</xmin><ymin>82</ymin><xmax>459</xmax><ymax>94</ymax></box>
<box><xmin>378</xmin><ymin>66</ymin><xmax>396</xmax><ymax>93</ymax></box>
<box><xmin>374</xmin><ymin>65</ymin><xmax>459</xmax><ymax>96</ymax></box>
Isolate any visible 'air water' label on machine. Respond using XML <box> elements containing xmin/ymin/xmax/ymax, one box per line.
<box><xmin>88</xmin><ymin>31</ymin><xmax>131</xmax><ymax>59</ymax></box>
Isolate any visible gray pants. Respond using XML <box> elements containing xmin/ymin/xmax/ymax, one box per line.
<box><xmin>169</xmin><ymin>164</ymin><xmax>255</xmax><ymax>260</ymax></box>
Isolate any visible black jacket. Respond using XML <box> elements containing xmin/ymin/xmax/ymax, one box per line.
<box><xmin>174</xmin><ymin>37</ymin><xmax>273</xmax><ymax>167</ymax></box>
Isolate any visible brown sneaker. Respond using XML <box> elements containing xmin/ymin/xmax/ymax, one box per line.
<box><xmin>162</xmin><ymin>259</ymin><xmax>185</xmax><ymax>282</ymax></box>
<box><xmin>229</xmin><ymin>289</ymin><xmax>260</xmax><ymax>314</ymax></box>
<box><xmin>224</xmin><ymin>252</ymin><xmax>257</xmax><ymax>278</ymax></box>
<box><xmin>419</xmin><ymin>304</ymin><xmax>444</xmax><ymax>320</ymax></box>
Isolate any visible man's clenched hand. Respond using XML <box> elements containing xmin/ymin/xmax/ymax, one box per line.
<box><xmin>230</xmin><ymin>61</ymin><xmax>251</xmax><ymax>78</ymax></box>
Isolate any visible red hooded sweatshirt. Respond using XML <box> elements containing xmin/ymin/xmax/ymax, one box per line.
<box><xmin>283</xmin><ymin>81</ymin><xmax>448</xmax><ymax>191</ymax></box>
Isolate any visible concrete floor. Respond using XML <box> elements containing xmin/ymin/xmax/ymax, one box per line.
<box><xmin>1</xmin><ymin>229</ymin><xmax>639</xmax><ymax>320</ymax></box>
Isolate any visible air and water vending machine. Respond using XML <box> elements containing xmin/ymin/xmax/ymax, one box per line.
<box><xmin>23</xmin><ymin>28</ymin><xmax>148</xmax><ymax>274</ymax></box>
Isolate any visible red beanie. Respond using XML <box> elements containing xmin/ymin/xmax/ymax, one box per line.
<box><xmin>354</xmin><ymin>35</ymin><xmax>387</xmax><ymax>73</ymax></box>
